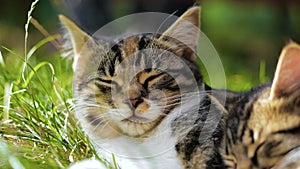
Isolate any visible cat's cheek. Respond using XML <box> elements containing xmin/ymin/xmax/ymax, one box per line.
<box><xmin>82</xmin><ymin>120</ymin><xmax>119</xmax><ymax>139</ymax></box>
<box><xmin>107</xmin><ymin>109</ymin><xmax>128</xmax><ymax>121</ymax></box>
<box><xmin>142</xmin><ymin>106</ymin><xmax>162</xmax><ymax>121</ymax></box>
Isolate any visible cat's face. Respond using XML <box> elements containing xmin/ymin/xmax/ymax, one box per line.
<box><xmin>223</xmin><ymin>43</ymin><xmax>300</xmax><ymax>169</ymax></box>
<box><xmin>60</xmin><ymin>7</ymin><xmax>202</xmax><ymax>138</ymax></box>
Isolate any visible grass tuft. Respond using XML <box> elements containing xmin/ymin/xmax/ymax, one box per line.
<box><xmin>0</xmin><ymin>1</ymin><xmax>269</xmax><ymax>169</ymax></box>
<box><xmin>0</xmin><ymin>1</ymin><xmax>114</xmax><ymax>169</ymax></box>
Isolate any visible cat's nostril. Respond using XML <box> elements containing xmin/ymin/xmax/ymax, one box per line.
<box><xmin>127</xmin><ymin>97</ymin><xmax>142</xmax><ymax>108</ymax></box>
<box><xmin>129</xmin><ymin>99</ymin><xmax>137</xmax><ymax>106</ymax></box>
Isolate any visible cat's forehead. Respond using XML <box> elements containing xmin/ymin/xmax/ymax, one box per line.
<box><xmin>84</xmin><ymin>34</ymin><xmax>164</xmax><ymax>62</ymax></box>
<box><xmin>115</xmin><ymin>34</ymin><xmax>162</xmax><ymax>53</ymax></box>
<box><xmin>254</xmin><ymin>87</ymin><xmax>300</xmax><ymax>115</ymax></box>
<box><xmin>246</xmin><ymin>87</ymin><xmax>300</xmax><ymax>135</ymax></box>
<box><xmin>115</xmin><ymin>35</ymin><xmax>152</xmax><ymax>58</ymax></box>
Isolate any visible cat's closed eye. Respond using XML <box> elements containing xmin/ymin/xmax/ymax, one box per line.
<box><xmin>147</xmin><ymin>73</ymin><xmax>177</xmax><ymax>90</ymax></box>
<box><xmin>223</xmin><ymin>155</ymin><xmax>237</xmax><ymax>169</ymax></box>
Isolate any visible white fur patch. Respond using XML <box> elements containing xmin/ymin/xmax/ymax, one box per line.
<box><xmin>90</xmin><ymin>114</ymin><xmax>184</xmax><ymax>169</ymax></box>
<box><xmin>76</xmin><ymin>95</ymin><xmax>200</xmax><ymax>169</ymax></box>
<box><xmin>69</xmin><ymin>159</ymin><xmax>106</xmax><ymax>169</ymax></box>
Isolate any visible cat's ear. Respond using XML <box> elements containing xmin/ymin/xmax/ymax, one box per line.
<box><xmin>270</xmin><ymin>41</ymin><xmax>300</xmax><ymax>99</ymax></box>
<box><xmin>59</xmin><ymin>15</ymin><xmax>94</xmax><ymax>70</ymax></box>
<box><xmin>160</xmin><ymin>7</ymin><xmax>200</xmax><ymax>61</ymax></box>
<box><xmin>59</xmin><ymin>15</ymin><xmax>90</xmax><ymax>54</ymax></box>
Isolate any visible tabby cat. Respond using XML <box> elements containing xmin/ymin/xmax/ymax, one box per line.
<box><xmin>221</xmin><ymin>42</ymin><xmax>300</xmax><ymax>169</ymax></box>
<box><xmin>60</xmin><ymin>7</ymin><xmax>227</xmax><ymax>169</ymax></box>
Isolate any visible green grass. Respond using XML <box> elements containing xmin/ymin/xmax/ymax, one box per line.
<box><xmin>0</xmin><ymin>40</ymin><xmax>104</xmax><ymax>168</ymax></box>
<box><xmin>0</xmin><ymin>1</ymin><xmax>113</xmax><ymax>168</ymax></box>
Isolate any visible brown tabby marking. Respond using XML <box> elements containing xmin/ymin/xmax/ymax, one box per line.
<box><xmin>123</xmin><ymin>36</ymin><xmax>139</xmax><ymax>57</ymax></box>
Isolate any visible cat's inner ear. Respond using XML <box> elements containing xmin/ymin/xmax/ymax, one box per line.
<box><xmin>270</xmin><ymin>41</ymin><xmax>300</xmax><ymax>99</ymax></box>
<box><xmin>159</xmin><ymin>7</ymin><xmax>200</xmax><ymax>61</ymax></box>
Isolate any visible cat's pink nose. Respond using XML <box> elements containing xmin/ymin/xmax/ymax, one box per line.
<box><xmin>129</xmin><ymin>99</ymin><xmax>137</xmax><ymax>105</ymax></box>
<box><xmin>129</xmin><ymin>99</ymin><xmax>138</xmax><ymax>107</ymax></box>
<box><xmin>128</xmin><ymin>97</ymin><xmax>142</xmax><ymax>108</ymax></box>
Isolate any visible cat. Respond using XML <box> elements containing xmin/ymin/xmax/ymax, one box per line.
<box><xmin>60</xmin><ymin>6</ymin><xmax>227</xmax><ymax>169</ymax></box>
<box><xmin>220</xmin><ymin>42</ymin><xmax>300</xmax><ymax>169</ymax></box>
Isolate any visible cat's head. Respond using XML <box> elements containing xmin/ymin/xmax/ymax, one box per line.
<box><xmin>223</xmin><ymin>42</ymin><xmax>300</xmax><ymax>169</ymax></box>
<box><xmin>60</xmin><ymin>7</ymin><xmax>202</xmax><ymax>138</ymax></box>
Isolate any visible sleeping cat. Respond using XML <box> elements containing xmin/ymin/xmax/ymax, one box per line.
<box><xmin>221</xmin><ymin>42</ymin><xmax>300</xmax><ymax>169</ymax></box>
<box><xmin>60</xmin><ymin>7</ymin><xmax>227</xmax><ymax>169</ymax></box>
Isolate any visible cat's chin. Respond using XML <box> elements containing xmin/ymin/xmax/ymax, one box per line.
<box><xmin>121</xmin><ymin>115</ymin><xmax>151</xmax><ymax>123</ymax></box>
<box><xmin>115</xmin><ymin>117</ymin><xmax>163</xmax><ymax>137</ymax></box>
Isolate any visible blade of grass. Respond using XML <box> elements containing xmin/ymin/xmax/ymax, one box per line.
<box><xmin>112</xmin><ymin>154</ymin><xmax>119</xmax><ymax>169</ymax></box>
<box><xmin>259</xmin><ymin>60</ymin><xmax>267</xmax><ymax>84</ymax></box>
<box><xmin>3</xmin><ymin>83</ymin><xmax>13</xmax><ymax>121</ymax></box>
<box><xmin>1</xmin><ymin>46</ymin><xmax>22</xmax><ymax>58</ymax></box>
<box><xmin>23</xmin><ymin>61</ymin><xmax>55</xmax><ymax>88</ymax></box>
<box><xmin>30</xmin><ymin>17</ymin><xmax>63</xmax><ymax>50</ymax></box>
<box><xmin>0</xmin><ymin>51</ymin><xmax>5</xmax><ymax>67</ymax></box>
<box><xmin>23</xmin><ymin>0</ymin><xmax>39</xmax><ymax>83</ymax></box>
<box><xmin>26</xmin><ymin>34</ymin><xmax>60</xmax><ymax>60</ymax></box>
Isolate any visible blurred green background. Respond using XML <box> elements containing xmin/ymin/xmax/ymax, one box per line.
<box><xmin>0</xmin><ymin>0</ymin><xmax>300</xmax><ymax>90</ymax></box>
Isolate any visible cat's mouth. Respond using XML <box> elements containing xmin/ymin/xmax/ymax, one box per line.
<box><xmin>122</xmin><ymin>115</ymin><xmax>151</xmax><ymax>123</ymax></box>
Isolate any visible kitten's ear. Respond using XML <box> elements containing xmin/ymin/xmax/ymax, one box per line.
<box><xmin>59</xmin><ymin>15</ymin><xmax>90</xmax><ymax>54</ymax></box>
<box><xmin>270</xmin><ymin>41</ymin><xmax>300</xmax><ymax>99</ymax></box>
<box><xmin>59</xmin><ymin>15</ymin><xmax>95</xmax><ymax>70</ymax></box>
<box><xmin>160</xmin><ymin>7</ymin><xmax>200</xmax><ymax>61</ymax></box>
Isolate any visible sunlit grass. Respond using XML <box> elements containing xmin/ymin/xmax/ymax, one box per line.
<box><xmin>0</xmin><ymin>50</ymin><xmax>105</xmax><ymax>168</ymax></box>
<box><xmin>0</xmin><ymin>1</ymin><xmax>112</xmax><ymax>168</ymax></box>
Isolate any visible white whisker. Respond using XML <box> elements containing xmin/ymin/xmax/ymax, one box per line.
<box><xmin>92</xmin><ymin>119</ymin><xmax>111</xmax><ymax>132</ymax></box>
